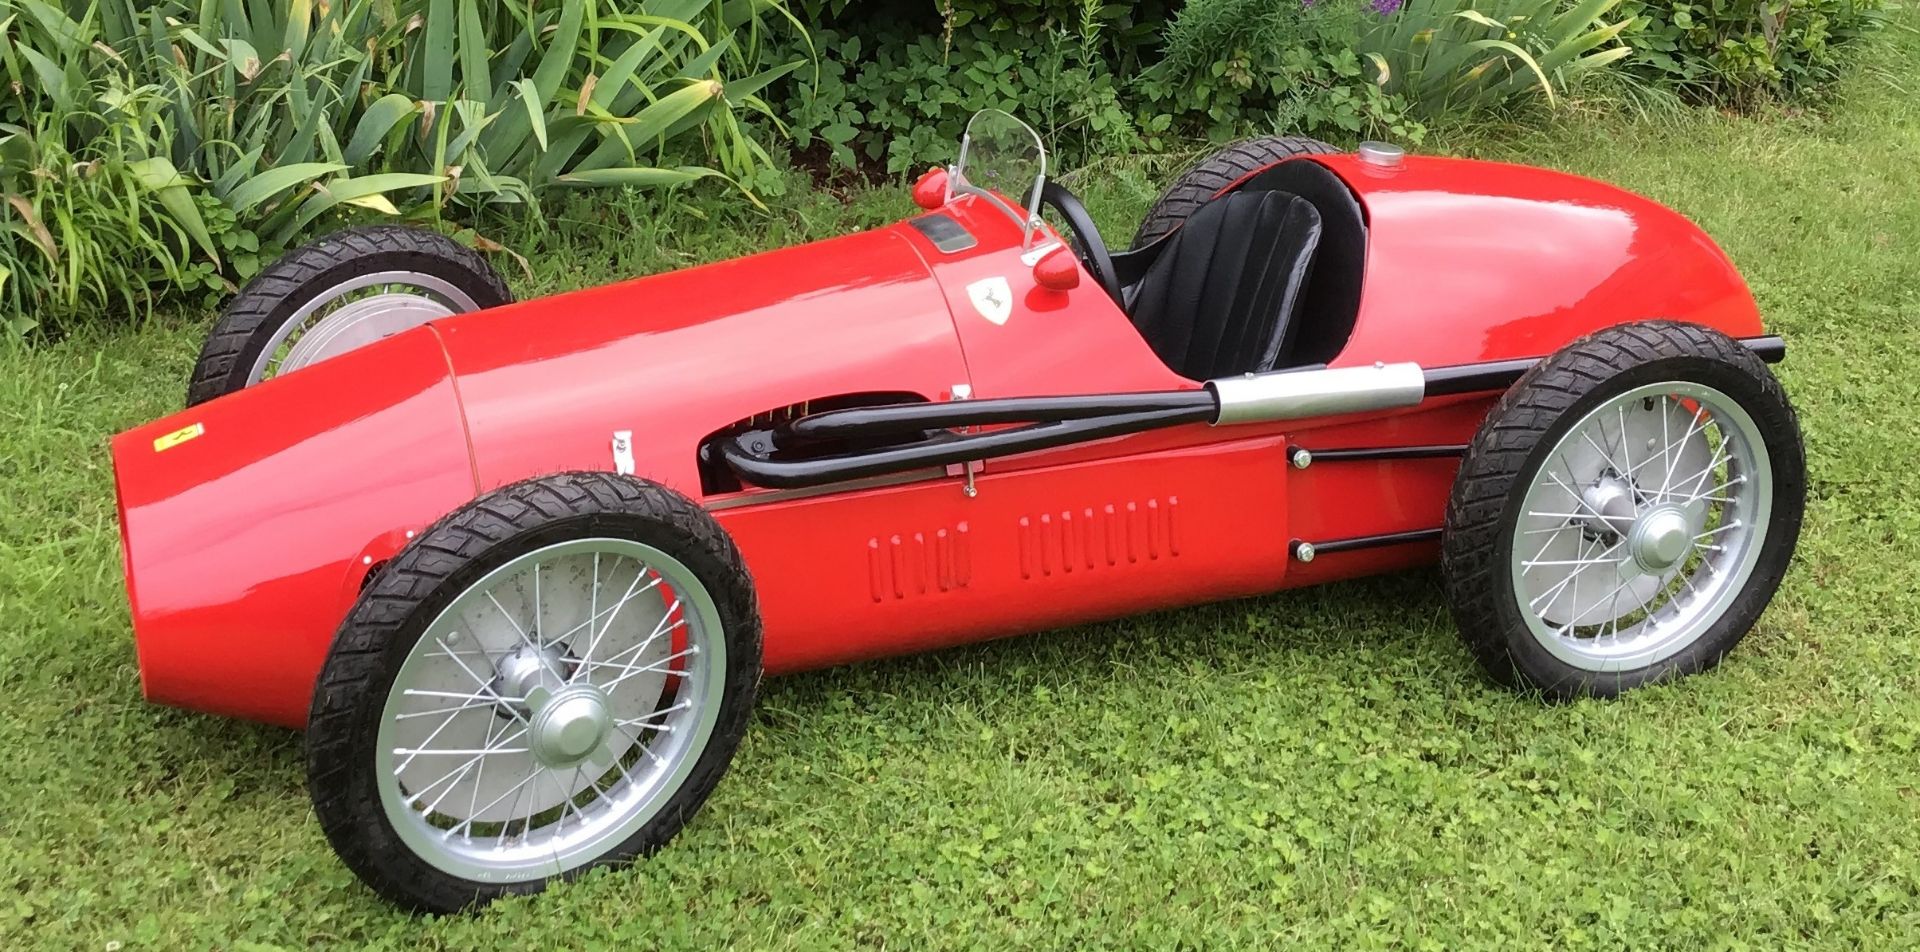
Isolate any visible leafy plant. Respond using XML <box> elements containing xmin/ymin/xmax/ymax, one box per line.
<box><xmin>779</xmin><ymin>0</ymin><xmax>1147</xmax><ymax>176</ymax></box>
<box><xmin>0</xmin><ymin>0</ymin><xmax>808</xmax><ymax>336</ymax></box>
<box><xmin>780</xmin><ymin>0</ymin><xmax>1428</xmax><ymax>176</ymax></box>
<box><xmin>1616</xmin><ymin>0</ymin><xmax>1885</xmax><ymax>104</ymax></box>
<box><xmin>1360</xmin><ymin>0</ymin><xmax>1638</xmax><ymax>118</ymax></box>
<box><xmin>1140</xmin><ymin>0</ymin><xmax>1430</xmax><ymax>146</ymax></box>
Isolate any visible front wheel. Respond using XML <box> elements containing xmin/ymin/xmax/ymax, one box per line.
<box><xmin>306</xmin><ymin>472</ymin><xmax>761</xmax><ymax>912</ymax></box>
<box><xmin>1442</xmin><ymin>321</ymin><xmax>1805</xmax><ymax>699</ymax></box>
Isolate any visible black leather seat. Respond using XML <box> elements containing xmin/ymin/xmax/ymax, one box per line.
<box><xmin>1126</xmin><ymin>189</ymin><xmax>1324</xmax><ymax>381</ymax></box>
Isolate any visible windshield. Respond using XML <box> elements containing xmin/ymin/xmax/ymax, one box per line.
<box><xmin>950</xmin><ymin>109</ymin><xmax>1047</xmax><ymax>247</ymax></box>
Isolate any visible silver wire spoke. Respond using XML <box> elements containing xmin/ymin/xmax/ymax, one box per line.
<box><xmin>405</xmin><ymin>724</ymin><xmax>530</xmax><ymax>808</ymax></box>
<box><xmin>484</xmin><ymin>589</ymin><xmax>540</xmax><ymax>653</ymax></box>
<box><xmin>1528</xmin><ymin>539</ymin><xmax>1625</xmax><ymax>610</ymax></box>
<box><xmin>394</xmin><ymin>699</ymin><xmax>498</xmax><ymax>721</ymax></box>
<box><xmin>577</xmin><ymin>570</ymin><xmax>661</xmax><ymax>665</ymax></box>
<box><xmin>582</xmin><ymin>599</ymin><xmax>686</xmax><ymax>682</ymax></box>
<box><xmin>595</xmin><ymin>647</ymin><xmax>699</xmax><ymax>694</ymax></box>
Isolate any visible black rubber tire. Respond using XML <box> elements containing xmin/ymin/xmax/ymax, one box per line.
<box><xmin>1131</xmin><ymin>135</ymin><xmax>1341</xmax><ymax>248</ymax></box>
<box><xmin>1441</xmin><ymin>321</ymin><xmax>1805</xmax><ymax>700</ymax></box>
<box><xmin>187</xmin><ymin>224</ymin><xmax>511</xmax><ymax>407</ymax></box>
<box><xmin>306</xmin><ymin>472</ymin><xmax>762</xmax><ymax>913</ymax></box>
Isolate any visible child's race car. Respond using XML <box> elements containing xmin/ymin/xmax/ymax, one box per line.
<box><xmin>110</xmin><ymin>111</ymin><xmax>1805</xmax><ymax>911</ymax></box>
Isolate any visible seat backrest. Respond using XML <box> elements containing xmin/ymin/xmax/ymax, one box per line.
<box><xmin>1236</xmin><ymin>159</ymin><xmax>1367</xmax><ymax>365</ymax></box>
<box><xmin>1126</xmin><ymin>189</ymin><xmax>1324</xmax><ymax>381</ymax></box>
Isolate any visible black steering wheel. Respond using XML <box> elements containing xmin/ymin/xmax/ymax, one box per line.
<box><xmin>1039</xmin><ymin>181</ymin><xmax>1122</xmax><ymax>305</ymax></box>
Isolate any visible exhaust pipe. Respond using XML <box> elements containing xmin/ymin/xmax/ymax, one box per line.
<box><xmin>1207</xmin><ymin>362</ymin><xmax>1425</xmax><ymax>424</ymax></box>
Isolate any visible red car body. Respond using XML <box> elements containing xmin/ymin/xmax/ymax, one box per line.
<box><xmin>111</xmin><ymin>154</ymin><xmax>1766</xmax><ymax>728</ymax></box>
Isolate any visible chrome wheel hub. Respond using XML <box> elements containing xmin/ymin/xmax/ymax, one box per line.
<box><xmin>1628</xmin><ymin>506</ymin><xmax>1695</xmax><ymax>572</ymax></box>
<box><xmin>1578</xmin><ymin>475</ymin><xmax>1638</xmax><ymax>539</ymax></box>
<box><xmin>1511</xmin><ymin>382</ymin><xmax>1772</xmax><ymax>672</ymax></box>
<box><xmin>491</xmin><ymin>643</ymin><xmax>572</xmax><ymax>711</ymax></box>
<box><xmin>526</xmin><ymin>684</ymin><xmax>614</xmax><ymax>767</ymax></box>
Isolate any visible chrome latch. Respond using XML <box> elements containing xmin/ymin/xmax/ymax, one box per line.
<box><xmin>611</xmin><ymin>430</ymin><xmax>635</xmax><ymax>476</ymax></box>
<box><xmin>950</xmin><ymin>384</ymin><xmax>979</xmax><ymax>498</ymax></box>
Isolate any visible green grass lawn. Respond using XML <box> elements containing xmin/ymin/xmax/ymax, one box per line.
<box><xmin>6</xmin><ymin>22</ymin><xmax>1920</xmax><ymax>950</ymax></box>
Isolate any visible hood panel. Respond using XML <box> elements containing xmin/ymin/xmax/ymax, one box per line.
<box><xmin>112</xmin><ymin>327</ymin><xmax>476</xmax><ymax>726</ymax></box>
<box><xmin>1319</xmin><ymin>154</ymin><xmax>1763</xmax><ymax>368</ymax></box>
<box><xmin>436</xmin><ymin>225</ymin><xmax>971</xmax><ymax>496</ymax></box>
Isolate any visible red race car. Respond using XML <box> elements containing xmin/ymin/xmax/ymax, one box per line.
<box><xmin>111</xmin><ymin>111</ymin><xmax>1804</xmax><ymax>911</ymax></box>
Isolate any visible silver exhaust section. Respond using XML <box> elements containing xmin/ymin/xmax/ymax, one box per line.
<box><xmin>1207</xmin><ymin>362</ymin><xmax>1426</xmax><ymax>425</ymax></box>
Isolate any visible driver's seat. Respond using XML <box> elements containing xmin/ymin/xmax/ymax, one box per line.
<box><xmin>1126</xmin><ymin>189</ymin><xmax>1324</xmax><ymax>380</ymax></box>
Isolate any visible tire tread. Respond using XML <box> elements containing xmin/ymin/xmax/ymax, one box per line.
<box><xmin>1132</xmin><ymin>136</ymin><xmax>1341</xmax><ymax>247</ymax></box>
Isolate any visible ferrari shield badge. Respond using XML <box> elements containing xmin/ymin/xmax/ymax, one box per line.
<box><xmin>966</xmin><ymin>276</ymin><xmax>1013</xmax><ymax>325</ymax></box>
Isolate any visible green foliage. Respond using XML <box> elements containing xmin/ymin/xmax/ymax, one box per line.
<box><xmin>1359</xmin><ymin>0</ymin><xmax>1639</xmax><ymax>118</ymax></box>
<box><xmin>781</xmin><ymin>0</ymin><xmax>1428</xmax><ymax>176</ymax></box>
<box><xmin>783</xmin><ymin>11</ymin><xmax>1136</xmax><ymax>174</ymax></box>
<box><xmin>0</xmin><ymin>0</ymin><xmax>806</xmax><ymax>337</ymax></box>
<box><xmin>780</xmin><ymin>0</ymin><xmax>1158</xmax><ymax>175</ymax></box>
<box><xmin>1617</xmin><ymin>0</ymin><xmax>1885</xmax><ymax>104</ymax></box>
<box><xmin>1140</xmin><ymin>0</ymin><xmax>1430</xmax><ymax>146</ymax></box>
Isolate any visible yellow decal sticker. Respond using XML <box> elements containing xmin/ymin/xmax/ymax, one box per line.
<box><xmin>153</xmin><ymin>422</ymin><xmax>205</xmax><ymax>452</ymax></box>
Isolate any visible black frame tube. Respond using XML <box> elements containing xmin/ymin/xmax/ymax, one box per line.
<box><xmin>1424</xmin><ymin>335</ymin><xmax>1785</xmax><ymax>397</ymax></box>
<box><xmin>787</xmin><ymin>390</ymin><xmax>1217</xmax><ymax>442</ymax></box>
<box><xmin>1300</xmin><ymin>527</ymin><xmax>1443</xmax><ymax>556</ymax></box>
<box><xmin>1304</xmin><ymin>444</ymin><xmax>1466</xmax><ymax>462</ymax></box>
<box><xmin>721</xmin><ymin>404</ymin><xmax>1215</xmax><ymax>489</ymax></box>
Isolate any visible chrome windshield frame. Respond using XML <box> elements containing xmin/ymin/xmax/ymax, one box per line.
<box><xmin>947</xmin><ymin>111</ymin><xmax>1048</xmax><ymax>250</ymax></box>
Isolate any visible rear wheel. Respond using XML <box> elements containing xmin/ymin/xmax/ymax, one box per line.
<box><xmin>1132</xmin><ymin>135</ymin><xmax>1340</xmax><ymax>248</ymax></box>
<box><xmin>187</xmin><ymin>225</ymin><xmax>510</xmax><ymax>406</ymax></box>
<box><xmin>307</xmin><ymin>472</ymin><xmax>761</xmax><ymax>912</ymax></box>
<box><xmin>1442</xmin><ymin>322</ymin><xmax>1805</xmax><ymax>699</ymax></box>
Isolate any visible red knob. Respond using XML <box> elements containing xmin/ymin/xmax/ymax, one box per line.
<box><xmin>912</xmin><ymin>167</ymin><xmax>949</xmax><ymax>210</ymax></box>
<box><xmin>1032</xmin><ymin>245</ymin><xmax>1081</xmax><ymax>292</ymax></box>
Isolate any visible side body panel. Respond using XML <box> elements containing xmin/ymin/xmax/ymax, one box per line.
<box><xmin>717</xmin><ymin>437</ymin><xmax>1293</xmax><ymax>673</ymax></box>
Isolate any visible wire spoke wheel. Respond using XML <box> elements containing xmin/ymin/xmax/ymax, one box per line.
<box><xmin>308</xmin><ymin>472</ymin><xmax>760</xmax><ymax>912</ymax></box>
<box><xmin>377</xmin><ymin>538</ymin><xmax>725</xmax><ymax>882</ymax></box>
<box><xmin>188</xmin><ymin>225</ymin><xmax>510</xmax><ymax>407</ymax></box>
<box><xmin>1511</xmin><ymin>382</ymin><xmax>1771</xmax><ymax>671</ymax></box>
<box><xmin>254</xmin><ymin>271</ymin><xmax>478</xmax><ymax>384</ymax></box>
<box><xmin>1442</xmin><ymin>322</ymin><xmax>1804</xmax><ymax>698</ymax></box>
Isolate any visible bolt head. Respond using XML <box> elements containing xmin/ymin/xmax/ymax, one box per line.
<box><xmin>1291</xmin><ymin>448</ymin><xmax>1313</xmax><ymax>470</ymax></box>
<box><xmin>1295</xmin><ymin>542</ymin><xmax>1316</xmax><ymax>563</ymax></box>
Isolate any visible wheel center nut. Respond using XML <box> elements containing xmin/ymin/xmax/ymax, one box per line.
<box><xmin>1630</xmin><ymin>507</ymin><xmax>1694</xmax><ymax>572</ymax></box>
<box><xmin>529</xmin><ymin>685</ymin><xmax>612</xmax><ymax>766</ymax></box>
